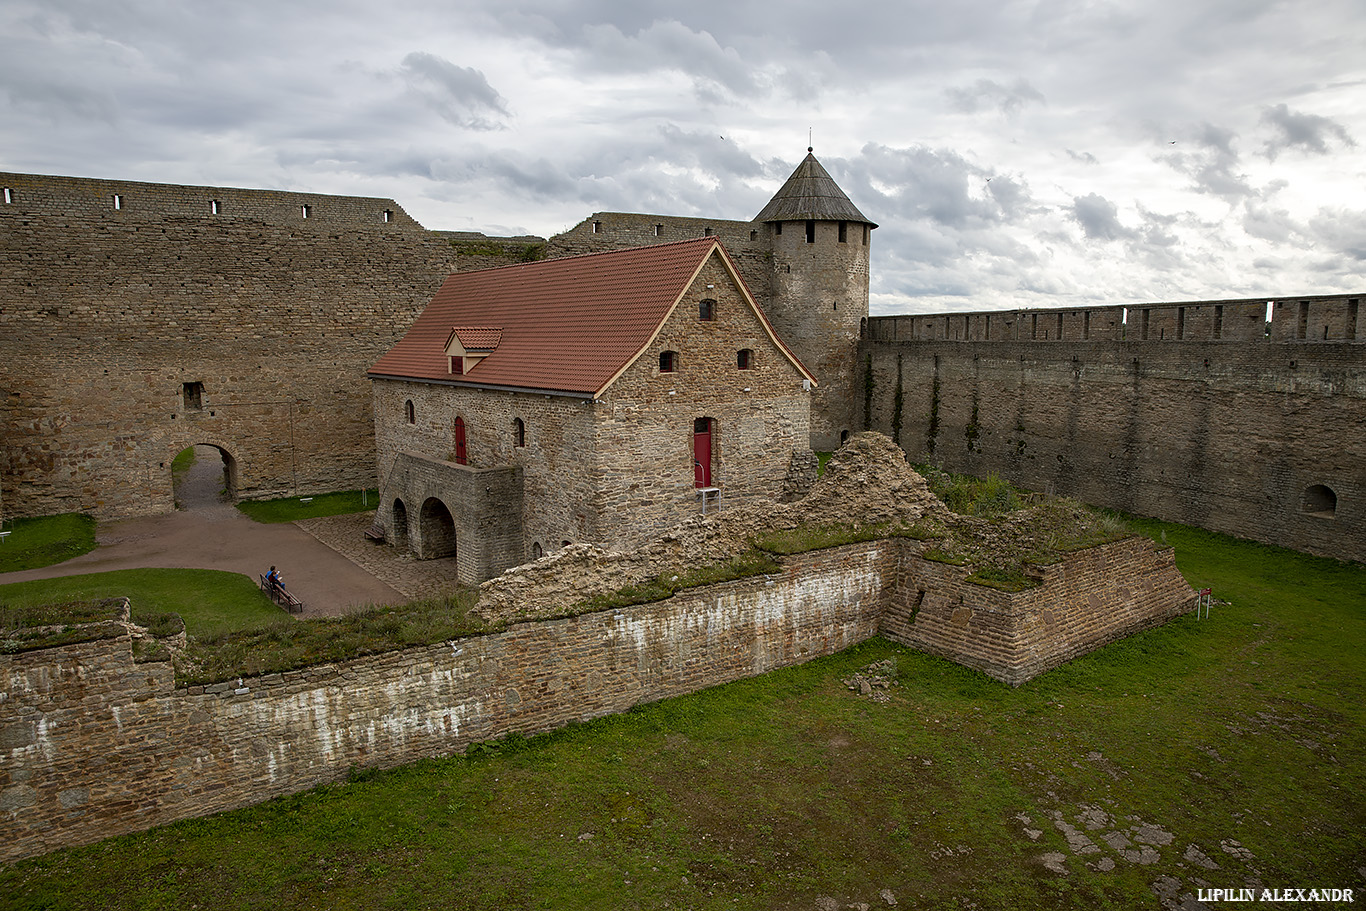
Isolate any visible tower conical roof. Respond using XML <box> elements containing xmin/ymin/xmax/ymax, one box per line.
<box><xmin>754</xmin><ymin>150</ymin><xmax>876</xmax><ymax>226</ymax></box>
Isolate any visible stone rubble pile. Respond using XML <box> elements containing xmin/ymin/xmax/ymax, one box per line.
<box><xmin>477</xmin><ymin>432</ymin><xmax>946</xmax><ymax>622</ymax></box>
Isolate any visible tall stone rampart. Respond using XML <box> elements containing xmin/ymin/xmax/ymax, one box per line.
<box><xmin>0</xmin><ymin>173</ymin><xmax>502</xmax><ymax>518</ymax></box>
<box><xmin>862</xmin><ymin>298</ymin><xmax>1366</xmax><ymax>563</ymax></box>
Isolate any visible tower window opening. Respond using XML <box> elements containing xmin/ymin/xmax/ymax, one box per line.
<box><xmin>182</xmin><ymin>382</ymin><xmax>204</xmax><ymax>410</ymax></box>
<box><xmin>404</xmin><ymin>400</ymin><xmax>415</xmax><ymax>424</ymax></box>
<box><xmin>211</xmin><ymin>200</ymin><xmax>221</xmax><ymax>215</ymax></box>
<box><xmin>112</xmin><ymin>194</ymin><xmax>123</xmax><ymax>210</ymax></box>
<box><xmin>383</xmin><ymin>209</ymin><xmax>393</xmax><ymax>223</ymax></box>
<box><xmin>301</xmin><ymin>204</ymin><xmax>311</xmax><ymax>218</ymax></box>
<box><xmin>2</xmin><ymin>188</ymin><xmax>12</xmax><ymax>204</ymax></box>
<box><xmin>513</xmin><ymin>417</ymin><xmax>526</xmax><ymax>447</ymax></box>
<box><xmin>592</xmin><ymin>220</ymin><xmax>601</xmax><ymax>233</ymax></box>
<box><xmin>805</xmin><ymin>220</ymin><xmax>815</xmax><ymax>243</ymax></box>
<box><xmin>774</xmin><ymin>222</ymin><xmax>782</xmax><ymax>236</ymax></box>
<box><xmin>704</xmin><ymin>226</ymin><xmax>713</xmax><ymax>236</ymax></box>
<box><xmin>838</xmin><ymin>221</ymin><xmax>847</xmax><ymax>243</ymax></box>
<box><xmin>654</xmin><ymin>224</ymin><xmax>663</xmax><ymax>236</ymax></box>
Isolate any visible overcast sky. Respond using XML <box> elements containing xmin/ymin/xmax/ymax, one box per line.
<box><xmin>3</xmin><ymin>0</ymin><xmax>1363</xmax><ymax>315</ymax></box>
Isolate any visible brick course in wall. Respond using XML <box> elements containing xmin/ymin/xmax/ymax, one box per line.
<box><xmin>861</xmin><ymin>315</ymin><xmax>1366</xmax><ymax>563</ymax></box>
<box><xmin>0</xmin><ymin>535</ymin><xmax>1190</xmax><ymax>863</ymax></box>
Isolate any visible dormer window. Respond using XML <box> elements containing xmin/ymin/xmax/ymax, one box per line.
<box><xmin>444</xmin><ymin>326</ymin><xmax>503</xmax><ymax>376</ymax></box>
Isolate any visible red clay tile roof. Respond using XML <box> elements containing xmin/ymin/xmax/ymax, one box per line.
<box><xmin>370</xmin><ymin>237</ymin><xmax>812</xmax><ymax>397</ymax></box>
<box><xmin>447</xmin><ymin>327</ymin><xmax>503</xmax><ymax>351</ymax></box>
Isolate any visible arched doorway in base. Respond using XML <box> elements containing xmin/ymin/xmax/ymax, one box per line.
<box><xmin>170</xmin><ymin>444</ymin><xmax>238</xmax><ymax>509</ymax></box>
<box><xmin>418</xmin><ymin>497</ymin><xmax>457</xmax><ymax>560</ymax></box>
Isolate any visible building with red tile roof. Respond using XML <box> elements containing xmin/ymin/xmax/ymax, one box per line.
<box><xmin>369</xmin><ymin>236</ymin><xmax>819</xmax><ymax>581</ymax></box>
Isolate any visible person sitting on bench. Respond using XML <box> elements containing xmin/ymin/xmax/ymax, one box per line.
<box><xmin>265</xmin><ymin>565</ymin><xmax>285</xmax><ymax>591</ymax></box>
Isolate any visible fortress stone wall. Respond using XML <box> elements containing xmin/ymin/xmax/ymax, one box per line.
<box><xmin>862</xmin><ymin>295</ymin><xmax>1366</xmax><ymax>563</ymax></box>
<box><xmin>0</xmin><ymin>173</ymin><xmax>527</xmax><ymax>518</ymax></box>
<box><xmin>0</xmin><ymin>535</ymin><xmax>1190</xmax><ymax>863</ymax></box>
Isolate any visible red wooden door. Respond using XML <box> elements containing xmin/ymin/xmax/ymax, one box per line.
<box><xmin>693</xmin><ymin>418</ymin><xmax>712</xmax><ymax>487</ymax></box>
<box><xmin>454</xmin><ymin>416</ymin><xmax>468</xmax><ymax>465</ymax></box>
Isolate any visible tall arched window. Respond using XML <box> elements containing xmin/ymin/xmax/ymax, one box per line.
<box><xmin>404</xmin><ymin>400</ymin><xmax>415</xmax><ymax>424</ymax></box>
<box><xmin>453</xmin><ymin>416</ymin><xmax>468</xmax><ymax>465</ymax></box>
<box><xmin>513</xmin><ymin>417</ymin><xmax>526</xmax><ymax>447</ymax></box>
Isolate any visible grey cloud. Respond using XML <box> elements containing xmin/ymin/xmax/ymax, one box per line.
<box><xmin>1260</xmin><ymin>104</ymin><xmax>1355</xmax><ymax>161</ymax></box>
<box><xmin>1307</xmin><ymin>208</ymin><xmax>1366</xmax><ymax>262</ymax></box>
<box><xmin>1159</xmin><ymin>122</ymin><xmax>1254</xmax><ymax>200</ymax></box>
<box><xmin>400</xmin><ymin>52</ymin><xmax>509</xmax><ymax>129</ymax></box>
<box><xmin>946</xmin><ymin>78</ymin><xmax>1044</xmax><ymax>116</ymax></box>
<box><xmin>1241</xmin><ymin>202</ymin><xmax>1300</xmax><ymax>244</ymax></box>
<box><xmin>1070</xmin><ymin>193</ymin><xmax>1135</xmax><ymax>241</ymax></box>
<box><xmin>1066</xmin><ymin>150</ymin><xmax>1098</xmax><ymax>165</ymax></box>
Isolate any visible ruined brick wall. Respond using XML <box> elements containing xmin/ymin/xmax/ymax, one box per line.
<box><xmin>862</xmin><ymin>298</ymin><xmax>1366</xmax><ymax>563</ymax></box>
<box><xmin>881</xmin><ymin>538</ymin><xmax>1194</xmax><ymax>685</ymax></box>
<box><xmin>0</xmin><ymin>543</ymin><xmax>886</xmax><ymax>863</ymax></box>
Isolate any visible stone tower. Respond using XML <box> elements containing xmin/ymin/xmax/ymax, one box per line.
<box><xmin>755</xmin><ymin>149</ymin><xmax>876</xmax><ymax>451</ymax></box>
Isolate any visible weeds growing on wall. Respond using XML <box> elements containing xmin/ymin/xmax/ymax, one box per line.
<box><xmin>178</xmin><ymin>592</ymin><xmax>487</xmax><ymax>686</ymax></box>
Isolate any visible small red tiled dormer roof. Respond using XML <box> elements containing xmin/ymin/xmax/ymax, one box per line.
<box><xmin>447</xmin><ymin>327</ymin><xmax>503</xmax><ymax>352</ymax></box>
<box><xmin>370</xmin><ymin>237</ymin><xmax>813</xmax><ymax>398</ymax></box>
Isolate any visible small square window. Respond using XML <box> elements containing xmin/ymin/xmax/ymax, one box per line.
<box><xmin>737</xmin><ymin>349</ymin><xmax>753</xmax><ymax>370</ymax></box>
<box><xmin>660</xmin><ymin>351</ymin><xmax>678</xmax><ymax>373</ymax></box>
<box><xmin>699</xmin><ymin>299</ymin><xmax>715</xmax><ymax>321</ymax></box>
<box><xmin>182</xmin><ymin>382</ymin><xmax>204</xmax><ymax>410</ymax></box>
<box><xmin>653</xmin><ymin>224</ymin><xmax>663</xmax><ymax>237</ymax></box>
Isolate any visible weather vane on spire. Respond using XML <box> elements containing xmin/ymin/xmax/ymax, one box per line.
<box><xmin>808</xmin><ymin>126</ymin><xmax>813</xmax><ymax>152</ymax></box>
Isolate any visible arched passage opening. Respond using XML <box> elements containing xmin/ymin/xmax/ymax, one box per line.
<box><xmin>391</xmin><ymin>498</ymin><xmax>410</xmax><ymax>552</ymax></box>
<box><xmin>1302</xmin><ymin>484</ymin><xmax>1337</xmax><ymax>519</ymax></box>
<box><xmin>418</xmin><ymin>497</ymin><xmax>457</xmax><ymax>560</ymax></box>
<box><xmin>170</xmin><ymin>444</ymin><xmax>237</xmax><ymax>509</ymax></box>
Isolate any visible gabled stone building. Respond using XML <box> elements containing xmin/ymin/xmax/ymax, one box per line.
<box><xmin>368</xmin><ymin>236</ymin><xmax>816</xmax><ymax>583</ymax></box>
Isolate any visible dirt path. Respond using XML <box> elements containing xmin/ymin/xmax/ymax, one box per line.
<box><xmin>0</xmin><ymin>451</ymin><xmax>408</xmax><ymax>617</ymax></box>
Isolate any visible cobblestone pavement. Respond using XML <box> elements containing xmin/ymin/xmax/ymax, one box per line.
<box><xmin>295</xmin><ymin>512</ymin><xmax>464</xmax><ymax>601</ymax></box>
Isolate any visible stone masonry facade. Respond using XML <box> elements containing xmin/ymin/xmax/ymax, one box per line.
<box><xmin>371</xmin><ymin>249</ymin><xmax>812</xmax><ymax>581</ymax></box>
<box><xmin>0</xmin><ymin>535</ymin><xmax>1191</xmax><ymax>863</ymax></box>
<box><xmin>863</xmin><ymin>295</ymin><xmax>1365</xmax><ymax>563</ymax></box>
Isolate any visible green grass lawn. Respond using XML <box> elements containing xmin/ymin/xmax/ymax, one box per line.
<box><xmin>2</xmin><ymin>520</ymin><xmax>1363</xmax><ymax>910</ymax></box>
<box><xmin>0</xmin><ymin>513</ymin><xmax>97</xmax><ymax>573</ymax></box>
<box><xmin>236</xmin><ymin>489</ymin><xmax>379</xmax><ymax>524</ymax></box>
<box><xmin>0</xmin><ymin>568</ymin><xmax>289</xmax><ymax>639</ymax></box>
